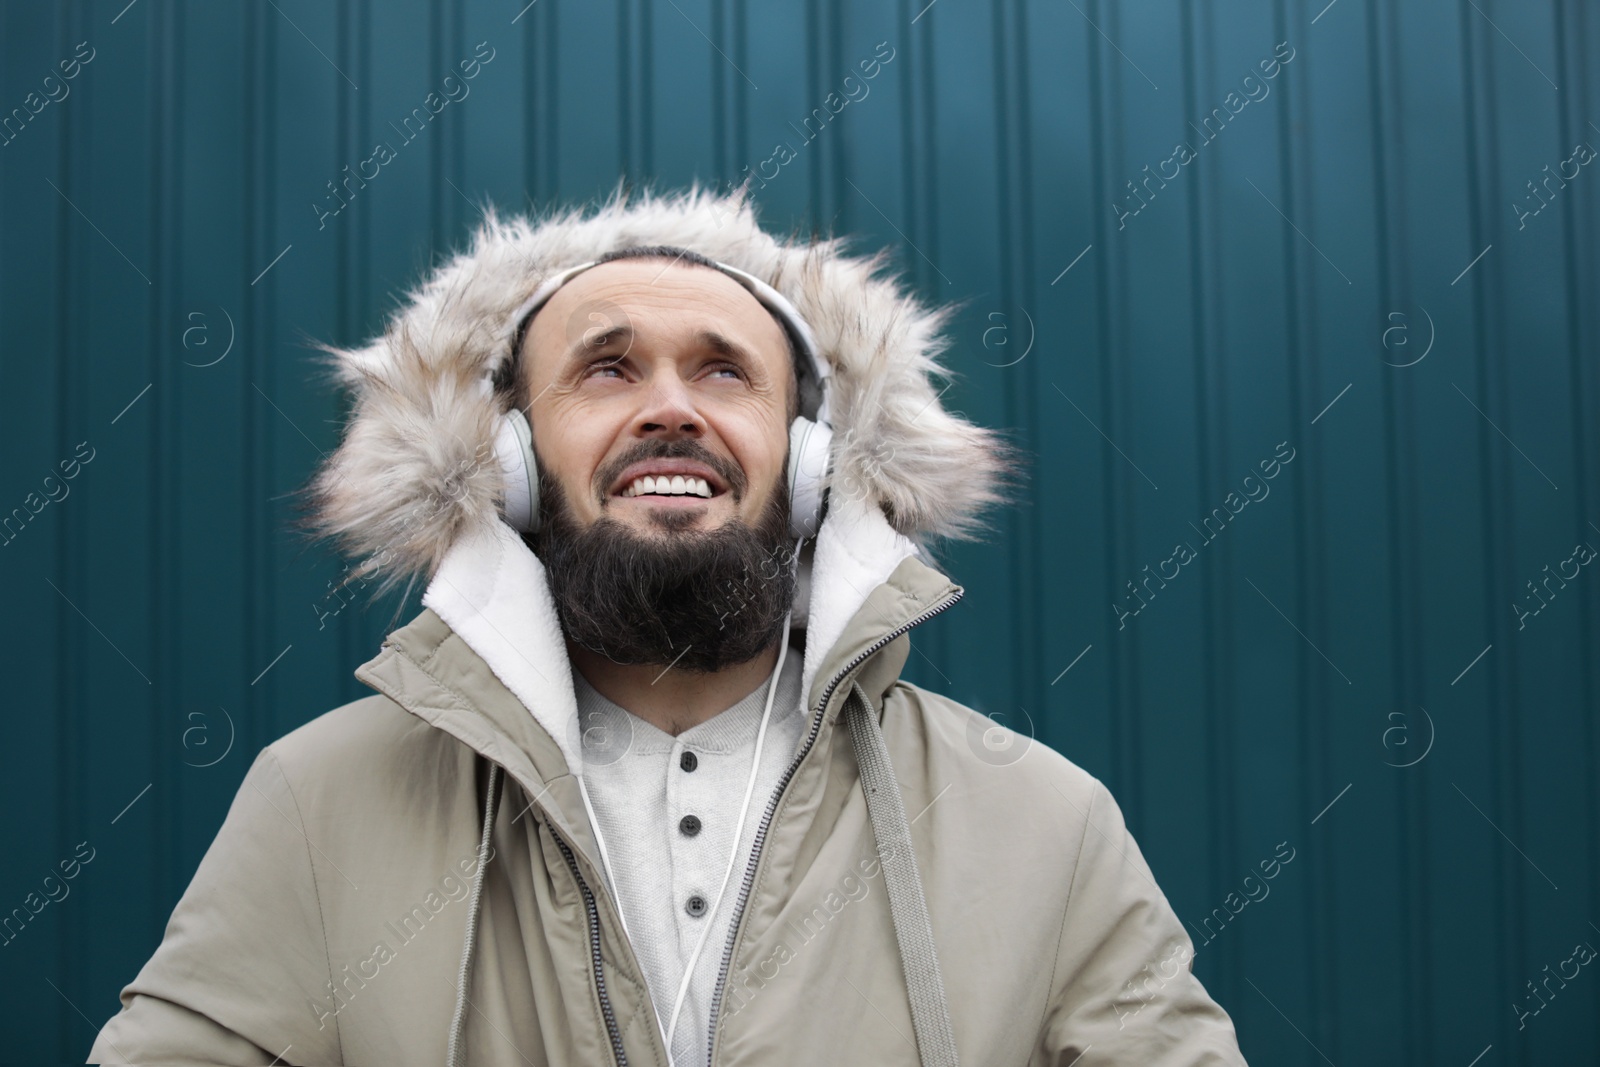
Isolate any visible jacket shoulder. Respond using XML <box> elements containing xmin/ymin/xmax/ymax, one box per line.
<box><xmin>267</xmin><ymin>691</ymin><xmax>446</xmax><ymax>779</ymax></box>
<box><xmin>886</xmin><ymin>681</ymin><xmax>1247</xmax><ymax>1062</ymax></box>
<box><xmin>259</xmin><ymin>692</ymin><xmax>477</xmax><ymax>832</ymax></box>
<box><xmin>888</xmin><ymin>679</ymin><xmax>1101</xmax><ymax>809</ymax></box>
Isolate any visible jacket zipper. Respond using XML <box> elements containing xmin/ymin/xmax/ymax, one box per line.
<box><xmin>552</xmin><ymin>830</ymin><xmax>630</xmax><ymax>1067</ymax></box>
<box><xmin>702</xmin><ymin>587</ymin><xmax>963</xmax><ymax>1066</ymax></box>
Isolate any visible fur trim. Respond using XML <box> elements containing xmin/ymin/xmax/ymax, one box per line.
<box><xmin>303</xmin><ymin>181</ymin><xmax>1015</xmax><ymax>593</ymax></box>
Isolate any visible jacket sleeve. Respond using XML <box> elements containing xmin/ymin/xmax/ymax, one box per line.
<box><xmin>89</xmin><ymin>747</ymin><xmax>343</xmax><ymax>1066</ymax></box>
<box><xmin>1038</xmin><ymin>778</ymin><xmax>1248</xmax><ymax>1066</ymax></box>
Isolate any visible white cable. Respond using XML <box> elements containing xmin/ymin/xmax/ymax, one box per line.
<box><xmin>577</xmin><ymin>773</ymin><xmax>638</xmax><ymax>948</ymax></box>
<box><xmin>579</xmin><ymin>537</ymin><xmax>804</xmax><ymax>1067</ymax></box>
<box><xmin>577</xmin><ymin>772</ymin><xmax>670</xmax><ymax>1052</ymax></box>
<box><xmin>662</xmin><ymin>603</ymin><xmax>794</xmax><ymax>1064</ymax></box>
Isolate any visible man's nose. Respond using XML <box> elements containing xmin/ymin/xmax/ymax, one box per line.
<box><xmin>634</xmin><ymin>370</ymin><xmax>703</xmax><ymax>438</ymax></box>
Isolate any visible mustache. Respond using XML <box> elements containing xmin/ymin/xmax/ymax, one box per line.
<box><xmin>592</xmin><ymin>438</ymin><xmax>748</xmax><ymax>503</ymax></box>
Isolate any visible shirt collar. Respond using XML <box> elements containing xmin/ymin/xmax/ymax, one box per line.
<box><xmin>572</xmin><ymin>639</ymin><xmax>805</xmax><ymax>760</ymax></box>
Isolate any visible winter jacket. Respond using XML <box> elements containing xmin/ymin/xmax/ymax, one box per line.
<box><xmin>90</xmin><ymin>185</ymin><xmax>1247</xmax><ymax>1066</ymax></box>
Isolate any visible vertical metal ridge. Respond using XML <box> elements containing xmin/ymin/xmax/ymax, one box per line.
<box><xmin>264</xmin><ymin>0</ymin><xmax>282</xmax><ymax>732</ymax></box>
<box><xmin>1483</xmin><ymin>6</ymin><xmax>1528</xmax><ymax>1062</ymax></box>
<box><xmin>355</xmin><ymin>0</ymin><xmax>369</xmax><ymax>326</ymax></box>
<box><xmin>640</xmin><ymin>0</ymin><xmax>653</xmax><ymax>176</ymax></box>
<box><xmin>144</xmin><ymin>0</ymin><xmax>166</xmax><ymax>922</ymax></box>
<box><xmin>803</xmin><ymin>0</ymin><xmax>821</xmax><ymax>212</ymax></box>
<box><xmin>1455</xmin><ymin>0</ymin><xmax>1515</xmax><ymax>1058</ymax></box>
<box><xmin>827</xmin><ymin>0</ymin><xmax>843</xmax><ymax>220</ymax></box>
<box><xmin>617</xmin><ymin>0</ymin><xmax>631</xmax><ymax>176</ymax></box>
<box><xmin>521</xmin><ymin>0</ymin><xmax>539</xmax><ymax>204</ymax></box>
<box><xmin>1210</xmin><ymin>0</ymin><xmax>1239</xmax><ymax>1011</ymax></box>
<box><xmin>989</xmin><ymin>0</ymin><xmax>1018</xmax><ymax>737</ymax></box>
<box><xmin>1009</xmin><ymin>0</ymin><xmax>1042</xmax><ymax>735</ymax></box>
<box><xmin>354</xmin><ymin>0</ymin><xmax>371</xmax><ymax>675</ymax></box>
<box><xmin>448</xmin><ymin>0</ymin><xmax>464</xmax><ymax>239</ymax></box>
<box><xmin>328</xmin><ymin>0</ymin><xmax>349</xmax><ymax>699</ymax></box>
<box><xmin>153</xmin><ymin>0</ymin><xmax>177</xmax><ymax>935</ymax></box>
<box><xmin>241</xmin><ymin>0</ymin><xmax>259</xmax><ymax>777</ymax></box>
<box><xmin>734</xmin><ymin>0</ymin><xmax>749</xmax><ymax>174</ymax></box>
<box><xmin>359</xmin><ymin>0</ymin><xmax>372</xmax><ymax>397</ymax></box>
<box><xmin>893</xmin><ymin>0</ymin><xmax>945</xmax><ymax>664</ymax></box>
<box><xmin>1553</xmin><ymin>0</ymin><xmax>1600</xmax><ymax>1037</ymax></box>
<box><xmin>895</xmin><ymin>0</ymin><xmax>916</xmax><ymax>279</ymax></box>
<box><xmin>1079</xmin><ymin>0</ymin><xmax>1124</xmax><ymax>809</ymax></box>
<box><xmin>430</xmin><ymin>0</ymin><xmax>442</xmax><ymax>259</ymax></box>
<box><xmin>710</xmin><ymin>0</ymin><xmax>726</xmax><ymax>175</ymax></box>
<box><xmin>1174</xmin><ymin>0</ymin><xmax>1220</xmax><ymax>1005</ymax></box>
<box><xmin>1392</xmin><ymin>0</ymin><xmax>1433</xmax><ymax>1045</ymax></box>
<box><xmin>547</xmin><ymin>0</ymin><xmax>559</xmax><ymax>199</ymax></box>
<box><xmin>994</xmin><ymin>0</ymin><xmax>1043</xmax><ymax>733</ymax></box>
<box><xmin>1108</xmin><ymin>0</ymin><xmax>1140</xmax><ymax>823</ymax></box>
<box><xmin>524</xmin><ymin>0</ymin><xmax>546</xmax><ymax>206</ymax></box>
<box><xmin>52</xmin><ymin>0</ymin><xmax>81</xmax><ymax>1049</ymax></box>
<box><xmin>1362</xmin><ymin>0</ymin><xmax>1426</xmax><ymax>1060</ymax></box>
<box><xmin>916</xmin><ymin>0</ymin><xmax>940</xmax><ymax>274</ymax></box>
<box><xmin>1192</xmin><ymin>0</ymin><xmax>1238</xmax><ymax>1010</ymax></box>
<box><xmin>1275</xmin><ymin>0</ymin><xmax>1337</xmax><ymax>1052</ymax></box>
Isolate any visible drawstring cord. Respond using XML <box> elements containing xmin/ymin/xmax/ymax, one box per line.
<box><xmin>447</xmin><ymin>760</ymin><xmax>502</xmax><ymax>1067</ymax></box>
<box><xmin>846</xmin><ymin>682</ymin><xmax>961</xmax><ymax>1067</ymax></box>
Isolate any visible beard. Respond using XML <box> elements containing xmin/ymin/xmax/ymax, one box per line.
<box><xmin>526</xmin><ymin>439</ymin><xmax>798</xmax><ymax>674</ymax></box>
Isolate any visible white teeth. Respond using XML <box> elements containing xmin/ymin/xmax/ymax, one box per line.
<box><xmin>623</xmin><ymin>474</ymin><xmax>715</xmax><ymax>498</ymax></box>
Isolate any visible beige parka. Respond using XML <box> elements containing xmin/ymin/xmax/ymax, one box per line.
<box><xmin>91</xmin><ymin>186</ymin><xmax>1246</xmax><ymax>1066</ymax></box>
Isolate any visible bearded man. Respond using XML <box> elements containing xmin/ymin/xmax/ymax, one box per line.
<box><xmin>90</xmin><ymin>188</ymin><xmax>1247</xmax><ymax>1066</ymax></box>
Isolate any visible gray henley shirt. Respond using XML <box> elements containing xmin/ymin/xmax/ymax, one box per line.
<box><xmin>573</xmin><ymin>642</ymin><xmax>806</xmax><ymax>1067</ymax></box>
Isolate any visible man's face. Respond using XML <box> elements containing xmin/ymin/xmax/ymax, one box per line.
<box><xmin>520</xmin><ymin>259</ymin><xmax>793</xmax><ymax>538</ymax></box>
<box><xmin>518</xmin><ymin>258</ymin><xmax>800</xmax><ymax>673</ymax></box>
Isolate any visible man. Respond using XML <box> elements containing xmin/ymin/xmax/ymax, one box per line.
<box><xmin>91</xmin><ymin>186</ymin><xmax>1247</xmax><ymax>1066</ymax></box>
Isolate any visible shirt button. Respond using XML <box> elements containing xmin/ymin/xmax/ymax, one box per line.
<box><xmin>679</xmin><ymin>814</ymin><xmax>702</xmax><ymax>837</ymax></box>
<box><xmin>680</xmin><ymin>751</ymin><xmax>698</xmax><ymax>772</ymax></box>
<box><xmin>686</xmin><ymin>894</ymin><xmax>708</xmax><ymax>918</ymax></box>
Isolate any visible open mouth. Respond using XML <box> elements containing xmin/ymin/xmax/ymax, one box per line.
<box><xmin>620</xmin><ymin>474</ymin><xmax>714</xmax><ymax>499</ymax></box>
<box><xmin>608</xmin><ymin>460</ymin><xmax>732</xmax><ymax>504</ymax></box>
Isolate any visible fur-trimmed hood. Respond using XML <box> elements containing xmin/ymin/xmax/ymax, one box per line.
<box><xmin>304</xmin><ymin>182</ymin><xmax>1013</xmax><ymax>598</ymax></box>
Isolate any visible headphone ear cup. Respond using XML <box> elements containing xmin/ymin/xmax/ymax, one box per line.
<box><xmin>499</xmin><ymin>410</ymin><xmax>826</xmax><ymax>537</ymax></box>
<box><xmin>787</xmin><ymin>416</ymin><xmax>833</xmax><ymax>539</ymax></box>
<box><xmin>492</xmin><ymin>409</ymin><xmax>541</xmax><ymax>533</ymax></box>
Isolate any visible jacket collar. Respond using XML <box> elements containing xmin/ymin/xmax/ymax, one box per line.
<box><xmin>406</xmin><ymin>491</ymin><xmax>940</xmax><ymax>777</ymax></box>
<box><xmin>352</xmin><ymin>492</ymin><xmax>959</xmax><ymax>864</ymax></box>
<box><xmin>352</xmin><ymin>497</ymin><xmax>966</xmax><ymax>1067</ymax></box>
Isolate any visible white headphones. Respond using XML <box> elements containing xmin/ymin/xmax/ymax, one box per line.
<box><xmin>489</xmin><ymin>256</ymin><xmax>835</xmax><ymax>539</ymax></box>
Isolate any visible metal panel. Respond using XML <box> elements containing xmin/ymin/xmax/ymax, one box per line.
<box><xmin>1</xmin><ymin>1</ymin><xmax>1595</xmax><ymax>1062</ymax></box>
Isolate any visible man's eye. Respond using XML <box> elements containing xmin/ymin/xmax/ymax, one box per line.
<box><xmin>707</xmin><ymin>363</ymin><xmax>742</xmax><ymax>380</ymax></box>
<box><xmin>585</xmin><ymin>359</ymin><xmax>625</xmax><ymax>379</ymax></box>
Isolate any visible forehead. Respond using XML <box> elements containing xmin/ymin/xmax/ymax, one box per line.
<box><xmin>523</xmin><ymin>259</ymin><xmax>789</xmax><ymax>365</ymax></box>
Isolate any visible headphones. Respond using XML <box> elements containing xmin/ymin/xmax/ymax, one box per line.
<box><xmin>488</xmin><ymin>257</ymin><xmax>835</xmax><ymax>539</ymax></box>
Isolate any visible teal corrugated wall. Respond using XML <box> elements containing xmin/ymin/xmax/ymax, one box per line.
<box><xmin>2</xmin><ymin>1</ymin><xmax>1597</xmax><ymax>1063</ymax></box>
